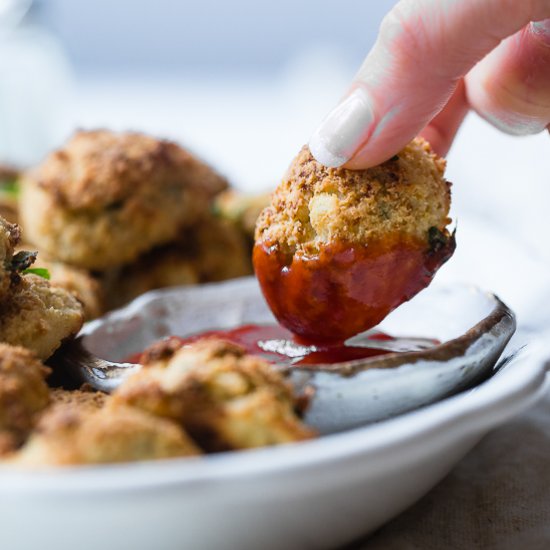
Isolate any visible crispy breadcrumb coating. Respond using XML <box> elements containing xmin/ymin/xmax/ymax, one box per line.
<box><xmin>22</xmin><ymin>250</ymin><xmax>105</xmax><ymax>320</ymax></box>
<box><xmin>215</xmin><ymin>190</ymin><xmax>271</xmax><ymax>241</ymax></box>
<box><xmin>0</xmin><ymin>275</ymin><xmax>83</xmax><ymax>360</ymax></box>
<box><xmin>255</xmin><ymin>138</ymin><xmax>451</xmax><ymax>255</ymax></box>
<box><xmin>43</xmin><ymin>261</ymin><xmax>104</xmax><ymax>320</ymax></box>
<box><xmin>102</xmin><ymin>213</ymin><xmax>251</xmax><ymax>310</ymax></box>
<box><xmin>11</xmin><ymin>403</ymin><xmax>200</xmax><ymax>466</ymax></box>
<box><xmin>50</xmin><ymin>387</ymin><xmax>108</xmax><ymax>411</ymax></box>
<box><xmin>191</xmin><ymin>214</ymin><xmax>252</xmax><ymax>282</ymax></box>
<box><xmin>0</xmin><ymin>216</ymin><xmax>86</xmax><ymax>357</ymax></box>
<box><xmin>0</xmin><ymin>164</ymin><xmax>20</xmax><ymax>225</ymax></box>
<box><xmin>0</xmin><ymin>196</ymin><xmax>18</xmax><ymax>226</ymax></box>
<box><xmin>0</xmin><ymin>344</ymin><xmax>50</xmax><ymax>454</ymax></box>
<box><xmin>0</xmin><ymin>219</ymin><xmax>21</xmax><ymax>302</ymax></box>
<box><xmin>20</xmin><ymin>130</ymin><xmax>228</xmax><ymax>270</ymax></box>
<box><xmin>113</xmin><ymin>339</ymin><xmax>314</xmax><ymax>451</ymax></box>
<box><xmin>102</xmin><ymin>249</ymin><xmax>200</xmax><ymax>310</ymax></box>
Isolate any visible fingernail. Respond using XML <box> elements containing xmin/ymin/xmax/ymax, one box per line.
<box><xmin>531</xmin><ymin>19</ymin><xmax>550</xmax><ymax>42</ymax></box>
<box><xmin>309</xmin><ymin>87</ymin><xmax>374</xmax><ymax>167</ymax></box>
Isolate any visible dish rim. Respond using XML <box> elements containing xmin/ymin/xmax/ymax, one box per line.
<box><xmin>79</xmin><ymin>277</ymin><xmax>516</xmax><ymax>375</ymax></box>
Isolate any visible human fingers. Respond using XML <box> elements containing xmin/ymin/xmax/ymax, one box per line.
<box><xmin>419</xmin><ymin>78</ymin><xmax>469</xmax><ymax>157</ymax></box>
<box><xmin>466</xmin><ymin>20</ymin><xmax>550</xmax><ymax>136</ymax></box>
<box><xmin>309</xmin><ymin>0</ymin><xmax>550</xmax><ymax>168</ymax></box>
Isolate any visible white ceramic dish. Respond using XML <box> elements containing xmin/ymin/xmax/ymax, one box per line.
<box><xmin>0</xmin><ymin>281</ymin><xmax>547</xmax><ymax>550</ymax></box>
<box><xmin>0</xmin><ymin>344</ymin><xmax>547</xmax><ymax>550</ymax></box>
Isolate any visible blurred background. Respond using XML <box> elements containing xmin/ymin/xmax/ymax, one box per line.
<box><xmin>1</xmin><ymin>0</ymin><xmax>549</xmax><ymax>329</ymax></box>
<box><xmin>1</xmin><ymin>0</ymin><xmax>393</xmax><ymax>183</ymax></box>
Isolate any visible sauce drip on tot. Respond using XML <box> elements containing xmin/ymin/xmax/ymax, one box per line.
<box><xmin>126</xmin><ymin>324</ymin><xmax>439</xmax><ymax>367</ymax></box>
<box><xmin>253</xmin><ymin>236</ymin><xmax>455</xmax><ymax>343</ymax></box>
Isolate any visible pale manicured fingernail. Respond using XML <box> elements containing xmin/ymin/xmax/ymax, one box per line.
<box><xmin>531</xmin><ymin>19</ymin><xmax>550</xmax><ymax>42</ymax></box>
<box><xmin>309</xmin><ymin>87</ymin><xmax>374</xmax><ymax>167</ymax></box>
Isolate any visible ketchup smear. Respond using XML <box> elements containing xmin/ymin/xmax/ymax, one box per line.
<box><xmin>126</xmin><ymin>324</ymin><xmax>438</xmax><ymax>367</ymax></box>
<box><xmin>253</xmin><ymin>236</ymin><xmax>455</xmax><ymax>344</ymax></box>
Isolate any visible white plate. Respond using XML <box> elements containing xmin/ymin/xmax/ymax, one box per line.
<box><xmin>0</xmin><ymin>282</ymin><xmax>547</xmax><ymax>550</ymax></box>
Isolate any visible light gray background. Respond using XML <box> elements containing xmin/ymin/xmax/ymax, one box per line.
<box><xmin>38</xmin><ymin>0</ymin><xmax>394</xmax><ymax>74</ymax></box>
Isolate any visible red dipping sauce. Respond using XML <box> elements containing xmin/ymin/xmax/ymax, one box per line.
<box><xmin>126</xmin><ymin>324</ymin><xmax>439</xmax><ymax>367</ymax></box>
<box><xmin>253</xmin><ymin>236</ymin><xmax>455</xmax><ymax>343</ymax></box>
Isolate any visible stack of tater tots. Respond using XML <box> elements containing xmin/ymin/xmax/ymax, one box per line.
<box><xmin>4</xmin><ymin>129</ymin><xmax>270</xmax><ymax>319</ymax></box>
<box><xmin>0</xmin><ymin>130</ymin><xmax>316</xmax><ymax>468</ymax></box>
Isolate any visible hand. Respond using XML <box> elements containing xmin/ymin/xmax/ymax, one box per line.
<box><xmin>309</xmin><ymin>0</ymin><xmax>550</xmax><ymax>168</ymax></box>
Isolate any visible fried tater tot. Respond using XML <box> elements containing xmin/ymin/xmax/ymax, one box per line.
<box><xmin>113</xmin><ymin>339</ymin><xmax>315</xmax><ymax>452</ymax></box>
<box><xmin>254</xmin><ymin>137</ymin><xmax>454</xmax><ymax>342</ymax></box>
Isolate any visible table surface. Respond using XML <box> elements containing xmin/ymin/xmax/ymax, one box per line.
<box><xmin>355</xmin><ymin>380</ymin><xmax>550</xmax><ymax>549</ymax></box>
